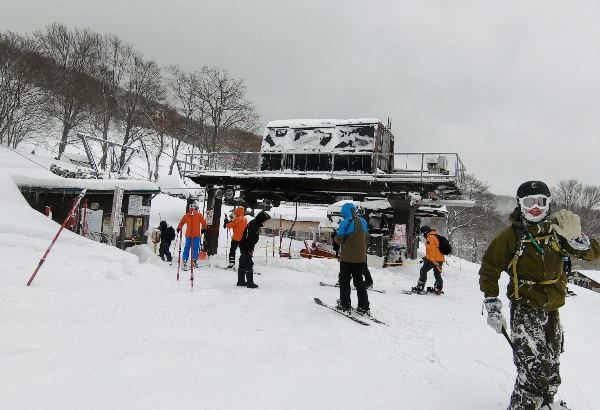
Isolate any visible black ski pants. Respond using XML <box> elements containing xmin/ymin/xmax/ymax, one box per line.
<box><xmin>339</xmin><ymin>261</ymin><xmax>369</xmax><ymax>310</ymax></box>
<box><xmin>229</xmin><ymin>240</ymin><xmax>240</xmax><ymax>265</ymax></box>
<box><xmin>238</xmin><ymin>249</ymin><xmax>256</xmax><ymax>285</ymax></box>
<box><xmin>363</xmin><ymin>262</ymin><xmax>373</xmax><ymax>286</ymax></box>
<box><xmin>419</xmin><ymin>258</ymin><xmax>443</xmax><ymax>289</ymax></box>
<box><xmin>159</xmin><ymin>241</ymin><xmax>172</xmax><ymax>262</ymax></box>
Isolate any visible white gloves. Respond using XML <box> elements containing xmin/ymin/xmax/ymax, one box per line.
<box><xmin>483</xmin><ymin>297</ymin><xmax>506</xmax><ymax>334</ymax></box>
<box><xmin>552</xmin><ymin>209</ymin><xmax>582</xmax><ymax>240</ymax></box>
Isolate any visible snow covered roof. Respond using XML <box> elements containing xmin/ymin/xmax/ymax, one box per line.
<box><xmin>265</xmin><ymin>118</ymin><xmax>382</xmax><ymax>129</ymax></box>
<box><xmin>0</xmin><ymin>145</ymin><xmax>159</xmax><ymax>193</ymax></box>
<box><xmin>577</xmin><ymin>270</ymin><xmax>600</xmax><ymax>284</ymax></box>
<box><xmin>262</xmin><ymin>118</ymin><xmax>384</xmax><ymax>153</ymax></box>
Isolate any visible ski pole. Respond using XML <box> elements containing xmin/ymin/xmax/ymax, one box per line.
<box><xmin>225</xmin><ymin>213</ymin><xmax>230</xmax><ymax>265</ymax></box>
<box><xmin>27</xmin><ymin>189</ymin><xmax>87</xmax><ymax>286</ymax></box>
<box><xmin>501</xmin><ymin>327</ymin><xmax>552</xmax><ymax>410</ymax></box>
<box><xmin>170</xmin><ymin>231</ymin><xmax>179</xmax><ymax>267</ymax></box>
<box><xmin>176</xmin><ymin>230</ymin><xmax>182</xmax><ymax>281</ymax></box>
<box><xmin>190</xmin><ymin>237</ymin><xmax>196</xmax><ymax>292</ymax></box>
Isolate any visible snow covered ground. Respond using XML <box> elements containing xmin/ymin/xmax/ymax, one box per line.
<box><xmin>1</xmin><ymin>170</ymin><xmax>599</xmax><ymax>409</ymax></box>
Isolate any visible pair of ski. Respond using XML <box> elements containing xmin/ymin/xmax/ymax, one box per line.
<box><xmin>313</xmin><ymin>298</ymin><xmax>386</xmax><ymax>326</ymax></box>
<box><xmin>319</xmin><ymin>281</ymin><xmax>385</xmax><ymax>294</ymax></box>
<box><xmin>220</xmin><ymin>265</ymin><xmax>261</xmax><ymax>275</ymax></box>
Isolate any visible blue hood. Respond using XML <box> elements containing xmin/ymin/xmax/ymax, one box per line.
<box><xmin>340</xmin><ymin>203</ymin><xmax>357</xmax><ymax>219</ymax></box>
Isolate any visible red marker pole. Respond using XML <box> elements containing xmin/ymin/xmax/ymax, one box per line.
<box><xmin>27</xmin><ymin>189</ymin><xmax>87</xmax><ymax>286</ymax></box>
<box><xmin>176</xmin><ymin>229</ymin><xmax>183</xmax><ymax>281</ymax></box>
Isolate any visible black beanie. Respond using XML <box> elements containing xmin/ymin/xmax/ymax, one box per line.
<box><xmin>516</xmin><ymin>181</ymin><xmax>550</xmax><ymax>198</ymax></box>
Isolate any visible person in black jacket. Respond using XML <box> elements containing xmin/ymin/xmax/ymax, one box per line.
<box><xmin>158</xmin><ymin>220</ymin><xmax>175</xmax><ymax>262</ymax></box>
<box><xmin>237</xmin><ymin>210</ymin><xmax>271</xmax><ymax>288</ymax></box>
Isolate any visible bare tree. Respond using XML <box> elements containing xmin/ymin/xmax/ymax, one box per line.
<box><xmin>33</xmin><ymin>23</ymin><xmax>101</xmax><ymax>156</ymax></box>
<box><xmin>143</xmin><ymin>107</ymin><xmax>179</xmax><ymax>181</ymax></box>
<box><xmin>421</xmin><ymin>174</ymin><xmax>502</xmax><ymax>263</ymax></box>
<box><xmin>552</xmin><ymin>179</ymin><xmax>600</xmax><ymax>232</ymax></box>
<box><xmin>88</xmin><ymin>33</ymin><xmax>133</xmax><ymax>171</ymax></box>
<box><xmin>197</xmin><ymin>66</ymin><xmax>260</xmax><ymax>152</ymax></box>
<box><xmin>165</xmin><ymin>65</ymin><xmax>207</xmax><ymax>174</ymax></box>
<box><xmin>0</xmin><ymin>31</ymin><xmax>46</xmax><ymax>148</ymax></box>
<box><xmin>445</xmin><ymin>174</ymin><xmax>497</xmax><ymax>241</ymax></box>
<box><xmin>115</xmin><ymin>52</ymin><xmax>164</xmax><ymax>170</ymax></box>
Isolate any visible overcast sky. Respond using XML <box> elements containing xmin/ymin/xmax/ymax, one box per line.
<box><xmin>2</xmin><ymin>0</ymin><xmax>599</xmax><ymax>196</ymax></box>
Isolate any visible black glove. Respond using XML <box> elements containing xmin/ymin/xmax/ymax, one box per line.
<box><xmin>201</xmin><ymin>228</ymin><xmax>206</xmax><ymax>235</ymax></box>
<box><xmin>176</xmin><ymin>228</ymin><xmax>180</xmax><ymax>233</ymax></box>
<box><xmin>223</xmin><ymin>219</ymin><xmax>228</xmax><ymax>229</ymax></box>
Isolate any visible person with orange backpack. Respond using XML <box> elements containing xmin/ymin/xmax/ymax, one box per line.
<box><xmin>224</xmin><ymin>207</ymin><xmax>248</xmax><ymax>269</ymax></box>
<box><xmin>176</xmin><ymin>201</ymin><xmax>207</xmax><ymax>270</ymax></box>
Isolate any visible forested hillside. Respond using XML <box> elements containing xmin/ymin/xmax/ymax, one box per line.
<box><xmin>0</xmin><ymin>23</ymin><xmax>262</xmax><ymax>180</ymax></box>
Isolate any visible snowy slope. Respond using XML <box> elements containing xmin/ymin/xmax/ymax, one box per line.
<box><xmin>0</xmin><ymin>173</ymin><xmax>599</xmax><ymax>409</ymax></box>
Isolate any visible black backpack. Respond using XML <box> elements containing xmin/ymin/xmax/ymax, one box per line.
<box><xmin>168</xmin><ymin>226</ymin><xmax>176</xmax><ymax>241</ymax></box>
<box><xmin>434</xmin><ymin>234</ymin><xmax>452</xmax><ymax>255</ymax></box>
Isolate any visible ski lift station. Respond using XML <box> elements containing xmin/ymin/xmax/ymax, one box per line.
<box><xmin>181</xmin><ymin>118</ymin><xmax>472</xmax><ymax>264</ymax></box>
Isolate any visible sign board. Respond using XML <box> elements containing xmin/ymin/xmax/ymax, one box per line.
<box><xmin>205</xmin><ymin>208</ymin><xmax>214</xmax><ymax>225</ymax></box>
<box><xmin>111</xmin><ymin>186</ymin><xmax>124</xmax><ymax>234</ymax></box>
<box><xmin>127</xmin><ymin>195</ymin><xmax>150</xmax><ymax>216</ymax></box>
<box><xmin>81</xmin><ymin>209</ymin><xmax>103</xmax><ymax>234</ymax></box>
<box><xmin>390</xmin><ymin>223</ymin><xmax>407</xmax><ymax>247</ymax></box>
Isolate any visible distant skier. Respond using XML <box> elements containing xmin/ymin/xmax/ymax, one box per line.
<box><xmin>412</xmin><ymin>225</ymin><xmax>444</xmax><ymax>294</ymax></box>
<box><xmin>177</xmin><ymin>201</ymin><xmax>207</xmax><ymax>269</ymax></box>
<box><xmin>479</xmin><ymin>181</ymin><xmax>600</xmax><ymax>409</ymax></box>
<box><xmin>224</xmin><ymin>207</ymin><xmax>248</xmax><ymax>269</ymax></box>
<box><xmin>334</xmin><ymin>203</ymin><xmax>370</xmax><ymax>315</ymax></box>
<box><xmin>237</xmin><ymin>210</ymin><xmax>271</xmax><ymax>288</ymax></box>
<box><xmin>562</xmin><ymin>256</ymin><xmax>576</xmax><ymax>296</ymax></box>
<box><xmin>158</xmin><ymin>220</ymin><xmax>175</xmax><ymax>262</ymax></box>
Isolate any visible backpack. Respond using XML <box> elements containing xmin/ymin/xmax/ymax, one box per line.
<box><xmin>168</xmin><ymin>226</ymin><xmax>176</xmax><ymax>241</ymax></box>
<box><xmin>151</xmin><ymin>229</ymin><xmax>161</xmax><ymax>244</ymax></box>
<box><xmin>434</xmin><ymin>234</ymin><xmax>452</xmax><ymax>255</ymax></box>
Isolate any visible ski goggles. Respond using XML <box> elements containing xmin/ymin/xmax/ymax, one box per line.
<box><xmin>520</xmin><ymin>195</ymin><xmax>551</xmax><ymax>208</ymax></box>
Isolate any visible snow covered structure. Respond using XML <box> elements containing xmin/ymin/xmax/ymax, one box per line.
<box><xmin>260</xmin><ymin>119</ymin><xmax>394</xmax><ymax>174</ymax></box>
<box><xmin>1</xmin><ymin>146</ymin><xmax>160</xmax><ymax>249</ymax></box>
<box><xmin>181</xmin><ymin>118</ymin><xmax>471</xmax><ymax>261</ymax></box>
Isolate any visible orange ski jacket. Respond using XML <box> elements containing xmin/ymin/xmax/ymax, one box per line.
<box><xmin>226</xmin><ymin>207</ymin><xmax>248</xmax><ymax>241</ymax></box>
<box><xmin>177</xmin><ymin>210</ymin><xmax>207</xmax><ymax>238</ymax></box>
<box><xmin>425</xmin><ymin>230</ymin><xmax>446</xmax><ymax>262</ymax></box>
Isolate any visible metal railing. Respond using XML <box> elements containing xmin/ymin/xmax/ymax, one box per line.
<box><xmin>180</xmin><ymin>151</ymin><xmax>466</xmax><ymax>187</ymax></box>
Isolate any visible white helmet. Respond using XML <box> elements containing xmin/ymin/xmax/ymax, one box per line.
<box><xmin>189</xmin><ymin>201</ymin><xmax>199</xmax><ymax>209</ymax></box>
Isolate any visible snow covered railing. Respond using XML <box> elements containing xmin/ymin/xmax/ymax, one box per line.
<box><xmin>181</xmin><ymin>152</ymin><xmax>466</xmax><ymax>187</ymax></box>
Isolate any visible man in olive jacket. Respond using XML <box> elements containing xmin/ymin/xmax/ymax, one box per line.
<box><xmin>334</xmin><ymin>203</ymin><xmax>370</xmax><ymax>315</ymax></box>
<box><xmin>480</xmin><ymin>181</ymin><xmax>600</xmax><ymax>410</ymax></box>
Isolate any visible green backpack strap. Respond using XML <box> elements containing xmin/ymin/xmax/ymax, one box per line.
<box><xmin>507</xmin><ymin>226</ymin><xmax>562</xmax><ymax>299</ymax></box>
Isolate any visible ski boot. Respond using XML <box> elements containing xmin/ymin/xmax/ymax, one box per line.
<box><xmin>226</xmin><ymin>262</ymin><xmax>235</xmax><ymax>270</ymax></box>
<box><xmin>193</xmin><ymin>260</ymin><xmax>199</xmax><ymax>268</ymax></box>
<box><xmin>355</xmin><ymin>307</ymin><xmax>371</xmax><ymax>316</ymax></box>
<box><xmin>335</xmin><ymin>299</ymin><xmax>350</xmax><ymax>313</ymax></box>
<box><xmin>365</xmin><ymin>283</ymin><xmax>373</xmax><ymax>290</ymax></box>
<box><xmin>245</xmin><ymin>269</ymin><xmax>258</xmax><ymax>289</ymax></box>
<box><xmin>411</xmin><ymin>281</ymin><xmax>425</xmax><ymax>294</ymax></box>
<box><xmin>236</xmin><ymin>269</ymin><xmax>247</xmax><ymax>287</ymax></box>
<box><xmin>182</xmin><ymin>259</ymin><xmax>188</xmax><ymax>271</ymax></box>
